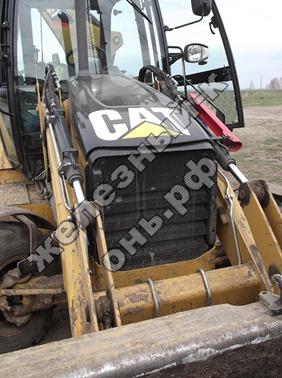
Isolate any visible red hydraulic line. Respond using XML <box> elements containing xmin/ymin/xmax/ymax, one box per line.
<box><xmin>189</xmin><ymin>93</ymin><xmax>242</xmax><ymax>151</ymax></box>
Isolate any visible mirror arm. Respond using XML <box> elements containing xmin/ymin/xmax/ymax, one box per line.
<box><xmin>168</xmin><ymin>46</ymin><xmax>187</xmax><ymax>99</ymax></box>
<box><xmin>164</xmin><ymin>8</ymin><xmax>204</xmax><ymax>32</ymax></box>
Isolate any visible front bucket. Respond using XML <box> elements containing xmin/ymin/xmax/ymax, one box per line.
<box><xmin>1</xmin><ymin>302</ymin><xmax>282</xmax><ymax>377</ymax></box>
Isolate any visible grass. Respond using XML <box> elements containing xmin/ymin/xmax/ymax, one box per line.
<box><xmin>241</xmin><ymin>90</ymin><xmax>282</xmax><ymax>107</ymax></box>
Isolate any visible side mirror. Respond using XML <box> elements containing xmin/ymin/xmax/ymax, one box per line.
<box><xmin>184</xmin><ymin>44</ymin><xmax>209</xmax><ymax>64</ymax></box>
<box><xmin>191</xmin><ymin>0</ymin><xmax>212</xmax><ymax>17</ymax></box>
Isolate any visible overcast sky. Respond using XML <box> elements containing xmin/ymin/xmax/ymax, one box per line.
<box><xmin>160</xmin><ymin>0</ymin><xmax>282</xmax><ymax>89</ymax></box>
<box><xmin>216</xmin><ymin>0</ymin><xmax>282</xmax><ymax>89</ymax></box>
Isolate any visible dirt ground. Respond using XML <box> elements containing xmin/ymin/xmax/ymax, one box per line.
<box><xmin>230</xmin><ymin>104</ymin><xmax>282</xmax><ymax>187</ymax></box>
<box><xmin>37</xmin><ymin>104</ymin><xmax>282</xmax><ymax>375</ymax></box>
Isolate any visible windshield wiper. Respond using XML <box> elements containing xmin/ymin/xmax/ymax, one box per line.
<box><xmin>126</xmin><ymin>0</ymin><xmax>152</xmax><ymax>25</ymax></box>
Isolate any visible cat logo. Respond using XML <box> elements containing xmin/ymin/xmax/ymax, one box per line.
<box><xmin>89</xmin><ymin>107</ymin><xmax>191</xmax><ymax>141</ymax></box>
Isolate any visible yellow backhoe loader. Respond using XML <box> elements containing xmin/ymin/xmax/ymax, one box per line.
<box><xmin>0</xmin><ymin>0</ymin><xmax>281</xmax><ymax>376</ymax></box>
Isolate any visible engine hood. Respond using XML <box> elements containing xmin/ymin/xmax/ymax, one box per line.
<box><xmin>67</xmin><ymin>74</ymin><xmax>213</xmax><ymax>158</ymax></box>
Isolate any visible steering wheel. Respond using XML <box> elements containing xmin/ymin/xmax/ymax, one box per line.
<box><xmin>138</xmin><ymin>65</ymin><xmax>179</xmax><ymax>101</ymax></box>
<box><xmin>65</xmin><ymin>45</ymin><xmax>106</xmax><ymax>68</ymax></box>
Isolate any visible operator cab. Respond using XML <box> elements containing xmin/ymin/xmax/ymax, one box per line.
<box><xmin>0</xmin><ymin>0</ymin><xmax>243</xmax><ymax>178</ymax></box>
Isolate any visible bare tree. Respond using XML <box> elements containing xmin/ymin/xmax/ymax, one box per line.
<box><xmin>249</xmin><ymin>81</ymin><xmax>255</xmax><ymax>90</ymax></box>
<box><xmin>267</xmin><ymin>77</ymin><xmax>280</xmax><ymax>90</ymax></box>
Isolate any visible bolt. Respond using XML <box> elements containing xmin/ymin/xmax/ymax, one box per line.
<box><xmin>239</xmin><ymin>189</ymin><xmax>246</xmax><ymax>200</ymax></box>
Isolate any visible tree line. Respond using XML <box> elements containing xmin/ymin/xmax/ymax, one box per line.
<box><xmin>249</xmin><ymin>77</ymin><xmax>282</xmax><ymax>90</ymax></box>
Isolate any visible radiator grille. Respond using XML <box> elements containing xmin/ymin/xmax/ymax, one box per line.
<box><xmin>91</xmin><ymin>149</ymin><xmax>217</xmax><ymax>270</ymax></box>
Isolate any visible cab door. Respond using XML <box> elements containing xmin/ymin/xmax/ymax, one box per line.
<box><xmin>0</xmin><ymin>0</ymin><xmax>18</xmax><ymax>166</ymax></box>
<box><xmin>159</xmin><ymin>0</ymin><xmax>244</xmax><ymax>130</ymax></box>
<box><xmin>0</xmin><ymin>0</ymin><xmax>57</xmax><ymax>178</ymax></box>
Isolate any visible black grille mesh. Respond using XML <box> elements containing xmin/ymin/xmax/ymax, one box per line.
<box><xmin>91</xmin><ymin>149</ymin><xmax>217</xmax><ymax>270</ymax></box>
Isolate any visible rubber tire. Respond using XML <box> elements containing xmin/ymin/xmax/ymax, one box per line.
<box><xmin>0</xmin><ymin>222</ymin><xmax>53</xmax><ymax>354</ymax></box>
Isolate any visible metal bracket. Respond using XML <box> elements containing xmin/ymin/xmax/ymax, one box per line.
<box><xmin>259</xmin><ymin>274</ymin><xmax>282</xmax><ymax>315</ymax></box>
<box><xmin>94</xmin><ymin>296</ymin><xmax>113</xmax><ymax>330</ymax></box>
<box><xmin>239</xmin><ymin>180</ymin><xmax>270</xmax><ymax>209</ymax></box>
